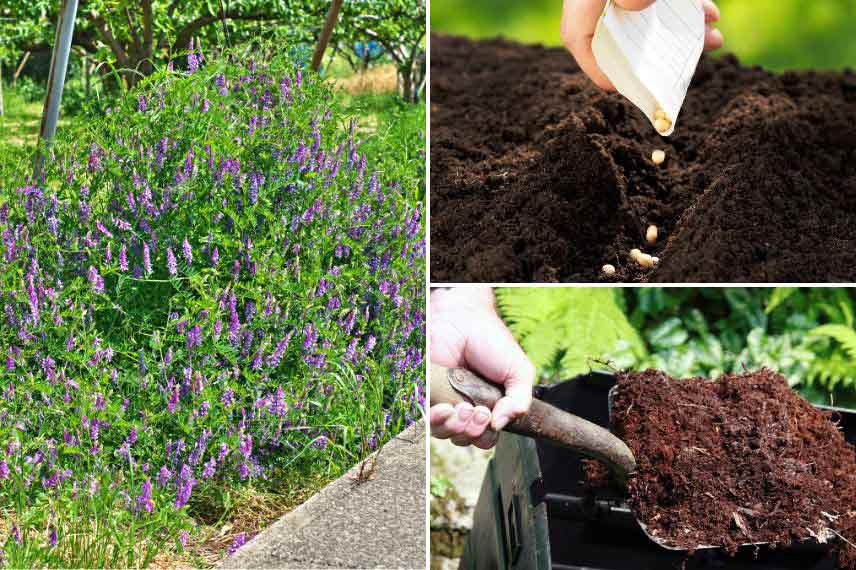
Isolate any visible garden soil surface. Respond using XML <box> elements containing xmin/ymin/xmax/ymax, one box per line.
<box><xmin>430</xmin><ymin>35</ymin><xmax>856</xmax><ymax>282</ymax></box>
<box><xmin>601</xmin><ymin>369</ymin><xmax>856</xmax><ymax>567</ymax></box>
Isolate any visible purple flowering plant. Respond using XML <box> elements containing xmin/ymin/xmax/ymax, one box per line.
<box><xmin>0</xmin><ymin>44</ymin><xmax>424</xmax><ymax>567</ymax></box>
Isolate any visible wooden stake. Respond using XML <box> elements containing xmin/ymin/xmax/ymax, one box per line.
<box><xmin>311</xmin><ymin>0</ymin><xmax>344</xmax><ymax>72</ymax></box>
<box><xmin>12</xmin><ymin>50</ymin><xmax>31</xmax><ymax>86</ymax></box>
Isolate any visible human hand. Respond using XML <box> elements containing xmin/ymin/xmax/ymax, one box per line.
<box><xmin>560</xmin><ymin>0</ymin><xmax>724</xmax><ymax>90</ymax></box>
<box><xmin>429</xmin><ymin>288</ymin><xmax>536</xmax><ymax>449</ymax></box>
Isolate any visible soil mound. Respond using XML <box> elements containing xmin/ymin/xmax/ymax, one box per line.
<box><xmin>430</xmin><ymin>34</ymin><xmax>856</xmax><ymax>282</ymax></box>
<box><xmin>610</xmin><ymin>369</ymin><xmax>856</xmax><ymax>565</ymax></box>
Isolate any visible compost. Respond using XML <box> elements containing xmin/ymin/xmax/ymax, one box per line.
<box><xmin>429</xmin><ymin>35</ymin><xmax>856</xmax><ymax>282</ymax></box>
<box><xmin>605</xmin><ymin>368</ymin><xmax>856</xmax><ymax>566</ymax></box>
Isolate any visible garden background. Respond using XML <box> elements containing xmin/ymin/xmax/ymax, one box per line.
<box><xmin>0</xmin><ymin>1</ymin><xmax>426</xmax><ymax>568</ymax></box>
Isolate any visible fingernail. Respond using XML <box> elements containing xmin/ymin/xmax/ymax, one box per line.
<box><xmin>457</xmin><ymin>405</ymin><xmax>474</xmax><ymax>421</ymax></box>
<box><xmin>474</xmin><ymin>408</ymin><xmax>491</xmax><ymax>424</ymax></box>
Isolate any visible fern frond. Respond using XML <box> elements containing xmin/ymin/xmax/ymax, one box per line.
<box><xmin>496</xmin><ymin>288</ymin><xmax>645</xmax><ymax>379</ymax></box>
<box><xmin>766</xmin><ymin>287</ymin><xmax>797</xmax><ymax>314</ymax></box>
<box><xmin>808</xmin><ymin>324</ymin><xmax>856</xmax><ymax>360</ymax></box>
<box><xmin>807</xmin><ymin>352</ymin><xmax>856</xmax><ymax>391</ymax></box>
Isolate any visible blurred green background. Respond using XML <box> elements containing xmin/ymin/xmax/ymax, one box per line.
<box><xmin>431</xmin><ymin>0</ymin><xmax>856</xmax><ymax>72</ymax></box>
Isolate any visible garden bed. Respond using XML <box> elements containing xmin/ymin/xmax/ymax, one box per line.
<box><xmin>429</xmin><ymin>34</ymin><xmax>856</xmax><ymax>283</ymax></box>
<box><xmin>604</xmin><ymin>369</ymin><xmax>856</xmax><ymax>566</ymax></box>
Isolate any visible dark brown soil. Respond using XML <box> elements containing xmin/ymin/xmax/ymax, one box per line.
<box><xmin>429</xmin><ymin>34</ymin><xmax>856</xmax><ymax>283</ymax></box>
<box><xmin>607</xmin><ymin>368</ymin><xmax>856</xmax><ymax>566</ymax></box>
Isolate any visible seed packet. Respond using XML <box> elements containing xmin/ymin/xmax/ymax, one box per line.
<box><xmin>592</xmin><ymin>0</ymin><xmax>705</xmax><ymax>135</ymax></box>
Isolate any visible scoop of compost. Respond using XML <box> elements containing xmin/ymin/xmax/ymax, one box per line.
<box><xmin>429</xmin><ymin>34</ymin><xmax>856</xmax><ymax>283</ymax></box>
<box><xmin>589</xmin><ymin>368</ymin><xmax>856</xmax><ymax>566</ymax></box>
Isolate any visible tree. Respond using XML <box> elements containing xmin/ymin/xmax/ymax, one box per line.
<box><xmin>340</xmin><ymin>0</ymin><xmax>426</xmax><ymax>102</ymax></box>
<box><xmin>4</xmin><ymin>0</ymin><xmax>287</xmax><ymax>88</ymax></box>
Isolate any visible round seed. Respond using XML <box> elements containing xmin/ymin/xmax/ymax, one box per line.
<box><xmin>651</xmin><ymin>150</ymin><xmax>666</xmax><ymax>165</ymax></box>
<box><xmin>637</xmin><ymin>253</ymin><xmax>655</xmax><ymax>268</ymax></box>
<box><xmin>602</xmin><ymin>264</ymin><xmax>616</xmax><ymax>276</ymax></box>
<box><xmin>646</xmin><ymin>224</ymin><xmax>658</xmax><ymax>244</ymax></box>
<box><xmin>651</xmin><ymin>256</ymin><xmax>660</xmax><ymax>265</ymax></box>
<box><xmin>654</xmin><ymin>109</ymin><xmax>667</xmax><ymax>120</ymax></box>
<box><xmin>629</xmin><ymin>248</ymin><xmax>641</xmax><ymax>261</ymax></box>
<box><xmin>654</xmin><ymin>118</ymin><xmax>670</xmax><ymax>133</ymax></box>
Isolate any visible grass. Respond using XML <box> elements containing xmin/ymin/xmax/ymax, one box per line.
<box><xmin>177</xmin><ymin>469</ymin><xmax>334</xmax><ymax>567</ymax></box>
<box><xmin>0</xmin><ymin>88</ymin><xmax>44</xmax><ymax>150</ymax></box>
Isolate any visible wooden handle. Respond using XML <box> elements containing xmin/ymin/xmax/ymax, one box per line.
<box><xmin>430</xmin><ymin>365</ymin><xmax>637</xmax><ymax>480</ymax></box>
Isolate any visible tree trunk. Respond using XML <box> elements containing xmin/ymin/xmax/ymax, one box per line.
<box><xmin>84</xmin><ymin>55</ymin><xmax>91</xmax><ymax>97</ymax></box>
<box><xmin>312</xmin><ymin>0</ymin><xmax>344</xmax><ymax>72</ymax></box>
<box><xmin>400</xmin><ymin>66</ymin><xmax>413</xmax><ymax>103</ymax></box>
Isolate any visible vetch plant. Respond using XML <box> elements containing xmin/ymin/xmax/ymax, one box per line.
<box><xmin>0</xmin><ymin>42</ymin><xmax>425</xmax><ymax>566</ymax></box>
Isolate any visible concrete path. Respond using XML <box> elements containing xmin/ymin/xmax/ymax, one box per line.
<box><xmin>221</xmin><ymin>422</ymin><xmax>426</xmax><ymax>569</ymax></box>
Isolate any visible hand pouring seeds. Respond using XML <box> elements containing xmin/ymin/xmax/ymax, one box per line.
<box><xmin>592</xmin><ymin>0</ymin><xmax>706</xmax><ymax>135</ymax></box>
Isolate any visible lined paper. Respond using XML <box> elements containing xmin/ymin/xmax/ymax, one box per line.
<box><xmin>592</xmin><ymin>0</ymin><xmax>705</xmax><ymax>135</ymax></box>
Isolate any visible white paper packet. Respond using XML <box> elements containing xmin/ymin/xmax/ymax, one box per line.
<box><xmin>592</xmin><ymin>0</ymin><xmax>705</xmax><ymax>136</ymax></box>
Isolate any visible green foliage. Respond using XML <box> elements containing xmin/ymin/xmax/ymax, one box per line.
<box><xmin>0</xmin><ymin>43</ymin><xmax>425</xmax><ymax>566</ymax></box>
<box><xmin>344</xmin><ymin>92</ymin><xmax>426</xmax><ymax>201</ymax></box>
<box><xmin>430</xmin><ymin>474</ymin><xmax>452</xmax><ymax>497</ymax></box>
<box><xmin>2</xmin><ymin>0</ymin><xmax>425</xmax><ymax>101</ymax></box>
<box><xmin>8</xmin><ymin>76</ymin><xmax>45</xmax><ymax>103</ymax></box>
<box><xmin>496</xmin><ymin>288</ymin><xmax>856</xmax><ymax>409</ymax></box>
<box><xmin>495</xmin><ymin>288</ymin><xmax>645</xmax><ymax>381</ymax></box>
<box><xmin>805</xmin><ymin>324</ymin><xmax>856</xmax><ymax>392</ymax></box>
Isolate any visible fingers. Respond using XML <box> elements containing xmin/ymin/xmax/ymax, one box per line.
<box><xmin>704</xmin><ymin>25</ymin><xmax>724</xmax><ymax>50</ymax></box>
<box><xmin>489</xmin><ymin>355</ymin><xmax>536</xmax><ymax>431</ymax></box>
<box><xmin>560</xmin><ymin>0</ymin><xmax>616</xmax><ymax>91</ymax></box>
<box><xmin>701</xmin><ymin>0</ymin><xmax>720</xmax><ymax>23</ymax></box>
<box><xmin>701</xmin><ymin>0</ymin><xmax>723</xmax><ymax>50</ymax></box>
<box><xmin>430</xmin><ymin>403</ymin><xmax>496</xmax><ymax>448</ymax></box>
<box><xmin>615</xmin><ymin>0</ymin><xmax>656</xmax><ymax>10</ymax></box>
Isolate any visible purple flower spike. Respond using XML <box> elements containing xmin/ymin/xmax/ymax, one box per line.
<box><xmin>167</xmin><ymin>247</ymin><xmax>178</xmax><ymax>276</ymax></box>
<box><xmin>137</xmin><ymin>479</ymin><xmax>154</xmax><ymax>513</ymax></box>
<box><xmin>88</xmin><ymin>266</ymin><xmax>105</xmax><ymax>294</ymax></box>
<box><xmin>182</xmin><ymin>237</ymin><xmax>193</xmax><ymax>266</ymax></box>
<box><xmin>143</xmin><ymin>242</ymin><xmax>152</xmax><ymax>275</ymax></box>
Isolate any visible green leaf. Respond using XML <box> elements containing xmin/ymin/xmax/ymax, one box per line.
<box><xmin>496</xmin><ymin>288</ymin><xmax>646</xmax><ymax>379</ymax></box>
<box><xmin>766</xmin><ymin>287</ymin><xmax>797</xmax><ymax>314</ymax></box>
<box><xmin>647</xmin><ymin>318</ymin><xmax>689</xmax><ymax>349</ymax></box>
<box><xmin>808</xmin><ymin>324</ymin><xmax>856</xmax><ymax>360</ymax></box>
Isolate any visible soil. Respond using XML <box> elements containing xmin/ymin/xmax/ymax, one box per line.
<box><xmin>429</xmin><ymin>35</ymin><xmax>856</xmax><ymax>283</ymax></box>
<box><xmin>603</xmin><ymin>368</ymin><xmax>856</xmax><ymax>567</ymax></box>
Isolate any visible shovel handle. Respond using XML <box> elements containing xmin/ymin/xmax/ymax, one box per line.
<box><xmin>430</xmin><ymin>365</ymin><xmax>636</xmax><ymax>480</ymax></box>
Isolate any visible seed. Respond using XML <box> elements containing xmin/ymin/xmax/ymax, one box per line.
<box><xmin>651</xmin><ymin>150</ymin><xmax>665</xmax><ymax>165</ymax></box>
<box><xmin>646</xmin><ymin>224</ymin><xmax>658</xmax><ymax>244</ymax></box>
<box><xmin>602</xmin><ymin>264</ymin><xmax>616</xmax><ymax>276</ymax></box>
<box><xmin>637</xmin><ymin>253</ymin><xmax>655</xmax><ymax>268</ymax></box>
<box><xmin>654</xmin><ymin>109</ymin><xmax>667</xmax><ymax>120</ymax></box>
<box><xmin>629</xmin><ymin>248</ymin><xmax>641</xmax><ymax>261</ymax></box>
<box><xmin>654</xmin><ymin>118</ymin><xmax>670</xmax><ymax>134</ymax></box>
<box><xmin>651</xmin><ymin>256</ymin><xmax>660</xmax><ymax>265</ymax></box>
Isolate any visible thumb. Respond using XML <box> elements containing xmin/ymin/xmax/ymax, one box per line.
<box><xmin>458</xmin><ymin>312</ymin><xmax>536</xmax><ymax>431</ymax></box>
